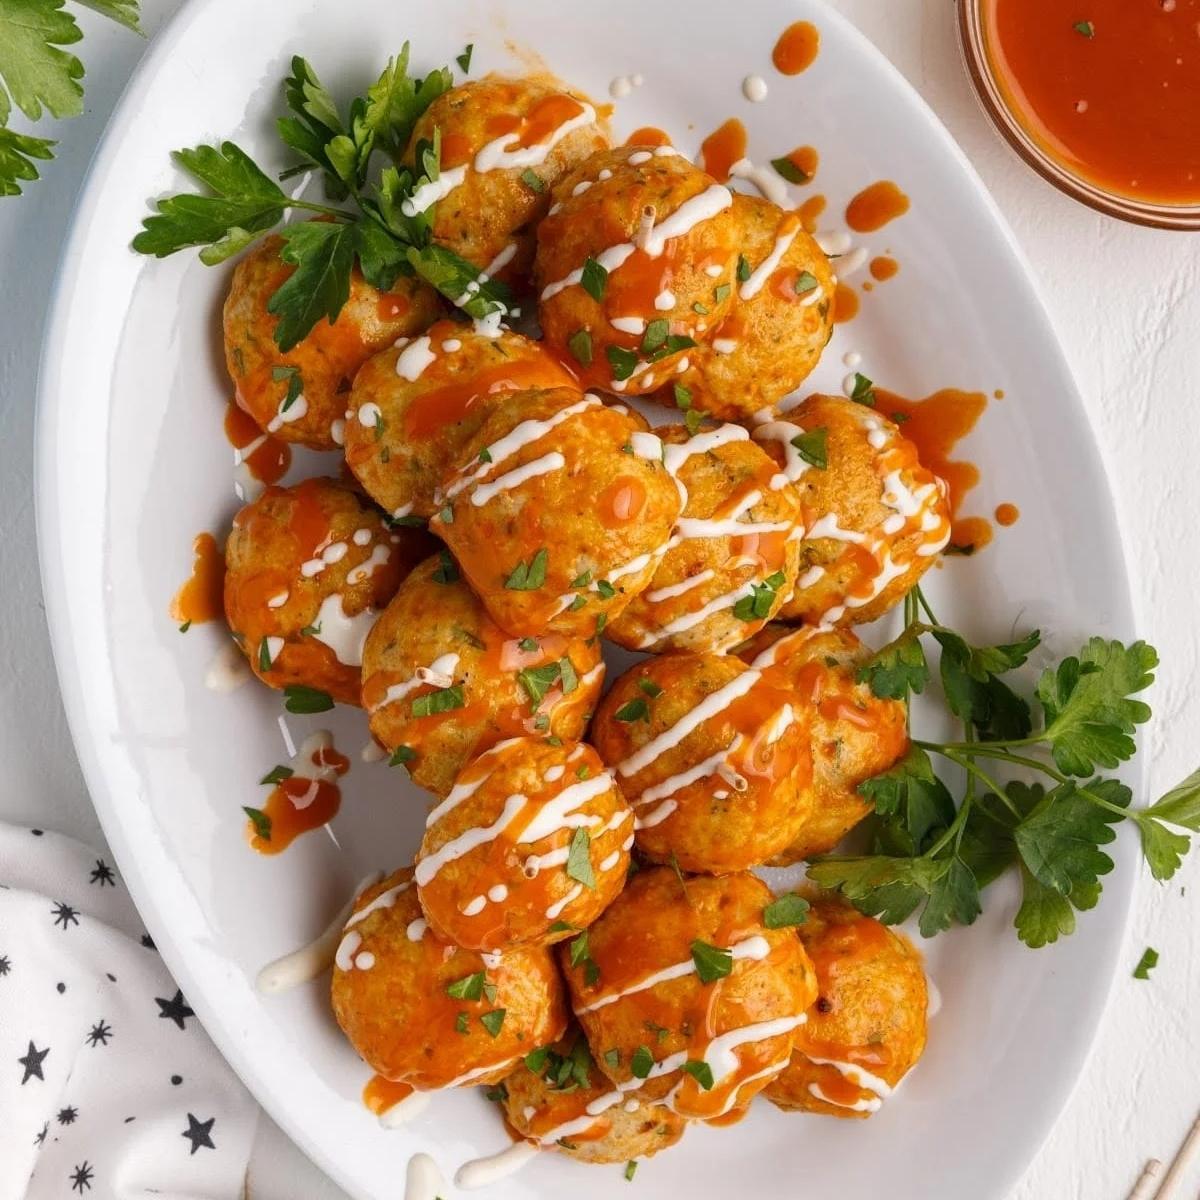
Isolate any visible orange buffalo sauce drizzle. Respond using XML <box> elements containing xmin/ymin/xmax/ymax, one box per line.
<box><xmin>869</xmin><ymin>255</ymin><xmax>899</xmax><ymax>282</ymax></box>
<box><xmin>845</xmin><ymin>181</ymin><xmax>911</xmax><ymax>233</ymax></box>
<box><xmin>247</xmin><ymin>737</ymin><xmax>350</xmax><ymax>855</ymax></box>
<box><xmin>773</xmin><ymin>20</ymin><xmax>820</xmax><ymax>74</ymax></box>
<box><xmin>363</xmin><ymin>1075</ymin><xmax>414</xmax><ymax>1116</ymax></box>
<box><xmin>832</xmin><ymin>283</ymin><xmax>859</xmax><ymax>324</ymax></box>
<box><xmin>170</xmin><ymin>533</ymin><xmax>225</xmax><ymax>626</ymax></box>
<box><xmin>798</xmin><ymin>194</ymin><xmax>826</xmax><ymax>233</ymax></box>
<box><xmin>875</xmin><ymin>388</ymin><xmax>990</xmax><ymax>551</ymax></box>
<box><xmin>224</xmin><ymin>400</ymin><xmax>290</xmax><ymax>486</ymax></box>
<box><xmin>785</xmin><ymin>145</ymin><xmax>819</xmax><ymax>183</ymax></box>
<box><xmin>599</xmin><ymin>475</ymin><xmax>648</xmax><ymax>527</ymax></box>
<box><xmin>443</xmin><ymin>92</ymin><xmax>587</xmax><ymax>169</ymax></box>
<box><xmin>995</xmin><ymin>502</ymin><xmax>1020</xmax><ymax>527</ymax></box>
<box><xmin>700</xmin><ymin>118</ymin><xmax>747</xmax><ymax>183</ymax></box>
<box><xmin>624</xmin><ymin>126</ymin><xmax>672</xmax><ymax>147</ymax></box>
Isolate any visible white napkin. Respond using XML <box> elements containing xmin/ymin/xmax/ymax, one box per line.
<box><xmin>0</xmin><ymin>822</ymin><xmax>258</xmax><ymax>1200</ymax></box>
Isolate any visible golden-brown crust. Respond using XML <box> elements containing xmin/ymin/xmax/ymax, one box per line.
<box><xmin>330</xmin><ymin>868</ymin><xmax>568</xmax><ymax>1089</ymax></box>
<box><xmin>416</xmin><ymin>737</ymin><xmax>632</xmax><ymax>950</ymax></box>
<box><xmin>223</xmin><ymin>477</ymin><xmax>430</xmax><ymax>705</ymax></box>
<box><xmin>590</xmin><ymin>654</ymin><xmax>813</xmax><ymax>873</ymax></box>
<box><xmin>361</xmin><ymin>554</ymin><xmax>603</xmax><ymax>797</ymax></box>
<box><xmin>432</xmin><ymin>388</ymin><xmax>680</xmax><ymax>638</ymax></box>
<box><xmin>562</xmin><ymin>868</ymin><xmax>817</xmax><ymax>1122</ymax></box>
<box><xmin>223</xmin><ymin>230</ymin><xmax>441</xmax><ymax>450</ymax></box>
<box><xmin>765</xmin><ymin>894</ymin><xmax>927</xmax><ymax>1118</ymax></box>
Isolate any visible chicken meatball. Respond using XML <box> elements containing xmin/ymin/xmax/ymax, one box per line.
<box><xmin>737</xmin><ymin>624</ymin><xmax>909</xmax><ymax>861</ymax></box>
<box><xmin>344</xmin><ymin>321</ymin><xmax>574</xmax><ymax>520</ymax></box>
<box><xmin>668</xmin><ymin>195</ymin><xmax>835</xmax><ymax>422</ymax></box>
<box><xmin>331</xmin><ymin>868</ymin><xmax>567</xmax><ymax>1090</ymax></box>
<box><xmin>535</xmin><ymin>146</ymin><xmax>740</xmax><ymax>395</ymax></box>
<box><xmin>223</xmin><ymin>230</ymin><xmax>441</xmax><ymax>450</ymax></box>
<box><xmin>405</xmin><ymin>76</ymin><xmax>609</xmax><ymax>285</ymax></box>
<box><xmin>361</xmin><ymin>553</ymin><xmax>603</xmax><ymax>797</ymax></box>
<box><xmin>223</xmin><ymin>477</ymin><xmax>428</xmax><ymax>705</ymax></box>
<box><xmin>501</xmin><ymin>1027</ymin><xmax>686</xmax><ymax>1164</ymax></box>
<box><xmin>766</xmin><ymin>894</ymin><xmax>927</xmax><ymax>1118</ymax></box>
<box><xmin>606</xmin><ymin>423</ymin><xmax>803</xmax><ymax>653</ymax></box>
<box><xmin>590</xmin><ymin>654</ymin><xmax>812</xmax><ymax>874</ymax></box>
<box><xmin>561</xmin><ymin>867</ymin><xmax>817</xmax><ymax>1122</ymax></box>
<box><xmin>753</xmin><ymin>394</ymin><xmax>951</xmax><ymax>626</ymax></box>
<box><xmin>432</xmin><ymin>388</ymin><xmax>680</xmax><ymax>638</ymax></box>
<box><xmin>415</xmin><ymin>737</ymin><xmax>633</xmax><ymax>950</ymax></box>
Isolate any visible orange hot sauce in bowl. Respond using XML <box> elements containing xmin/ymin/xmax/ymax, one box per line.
<box><xmin>961</xmin><ymin>0</ymin><xmax>1200</xmax><ymax>227</ymax></box>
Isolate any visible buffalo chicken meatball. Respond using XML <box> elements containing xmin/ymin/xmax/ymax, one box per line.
<box><xmin>224</xmin><ymin>477</ymin><xmax>428</xmax><ymax>705</ymax></box>
<box><xmin>415</xmin><ymin>737</ymin><xmax>633</xmax><ymax>950</ymax></box>
<box><xmin>361</xmin><ymin>553</ymin><xmax>603</xmax><ymax>797</ymax></box>
<box><xmin>737</xmin><ymin>624</ymin><xmax>909</xmax><ymax>861</ymax></box>
<box><xmin>405</xmin><ymin>76</ymin><xmax>609</xmax><ymax>284</ymax></box>
<box><xmin>590</xmin><ymin>654</ymin><xmax>813</xmax><ymax>874</ymax></box>
<box><xmin>561</xmin><ymin>867</ymin><xmax>817</xmax><ymax>1122</ymax></box>
<box><xmin>753</xmin><ymin>394</ymin><xmax>951</xmax><ymax>626</ymax></box>
<box><xmin>766</xmin><ymin>894</ymin><xmax>927</xmax><ymax>1118</ymax></box>
<box><xmin>223</xmin><ymin>229</ymin><xmax>441</xmax><ymax>450</ymax></box>
<box><xmin>331</xmin><ymin>868</ymin><xmax>567</xmax><ymax>1090</ymax></box>
<box><xmin>606</xmin><ymin>423</ymin><xmax>803</xmax><ymax>654</ymax></box>
<box><xmin>344</xmin><ymin>321</ymin><xmax>574</xmax><ymax>520</ymax></box>
<box><xmin>668</xmin><ymin>194</ymin><xmax>835</xmax><ymax>422</ymax></box>
<box><xmin>432</xmin><ymin>388</ymin><xmax>681</xmax><ymax>638</ymax></box>
<box><xmin>502</xmin><ymin>1027</ymin><xmax>687</xmax><ymax>1164</ymax></box>
<box><xmin>535</xmin><ymin>146</ymin><xmax>741</xmax><ymax>394</ymax></box>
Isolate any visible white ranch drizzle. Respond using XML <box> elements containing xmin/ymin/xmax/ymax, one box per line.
<box><xmin>470</xmin><ymin>451</ymin><xmax>566</xmax><ymax>507</ymax></box>
<box><xmin>312</xmin><ymin>593</ymin><xmax>376</xmax><ymax>667</ymax></box>
<box><xmin>266</xmin><ymin>393</ymin><xmax>308</xmax><ymax>434</ymax></box>
<box><xmin>739</xmin><ymin>217</ymin><xmax>801</xmax><ymax>300</ymax></box>
<box><xmin>403</xmin><ymin>1151</ymin><xmax>444</xmax><ymax>1198</ymax></box>
<box><xmin>742</xmin><ymin>74</ymin><xmax>768</xmax><ymax>102</ymax></box>
<box><xmin>644</xmin><ymin>569</ymin><xmax>715</xmax><ymax>603</ymax></box>
<box><xmin>473</xmin><ymin>101</ymin><xmax>598</xmax><ymax>174</ymax></box>
<box><xmin>346</xmin><ymin>542</ymin><xmax>391</xmax><ymax>585</ymax></box>
<box><xmin>455</xmin><ymin>1141</ymin><xmax>539</xmax><ymax>1190</ymax></box>
<box><xmin>728</xmin><ymin>157</ymin><xmax>789</xmax><ymax>207</ymax></box>
<box><xmin>205</xmin><ymin>641</ymin><xmax>251</xmax><ymax>692</ymax></box>
<box><xmin>371</xmin><ymin>652</ymin><xmax>460</xmax><ymax>712</ymax></box>
<box><xmin>255</xmin><ymin>869</ymin><xmax>384</xmax><ymax>993</ymax></box>
<box><xmin>396</xmin><ymin>336</ymin><xmax>437</xmax><ymax>381</ymax></box>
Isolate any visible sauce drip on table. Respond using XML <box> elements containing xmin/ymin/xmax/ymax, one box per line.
<box><xmin>247</xmin><ymin>732</ymin><xmax>349</xmax><ymax>854</ymax></box>
<box><xmin>773</xmin><ymin>21</ymin><xmax>821</xmax><ymax>75</ymax></box>
<box><xmin>170</xmin><ymin>533</ymin><xmax>225</xmax><ymax>627</ymax></box>
<box><xmin>984</xmin><ymin>0</ymin><xmax>1200</xmax><ymax>205</ymax></box>
<box><xmin>700</xmin><ymin>118</ymin><xmax>747</xmax><ymax>183</ymax></box>
<box><xmin>845</xmin><ymin>181</ymin><xmax>910</xmax><ymax>233</ymax></box>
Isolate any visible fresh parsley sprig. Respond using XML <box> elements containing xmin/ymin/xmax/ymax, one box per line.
<box><xmin>132</xmin><ymin>47</ymin><xmax>511</xmax><ymax>349</ymax></box>
<box><xmin>809</xmin><ymin>586</ymin><xmax>1199</xmax><ymax>947</ymax></box>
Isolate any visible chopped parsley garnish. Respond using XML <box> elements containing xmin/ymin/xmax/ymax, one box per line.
<box><xmin>480</xmin><ymin>1008</ymin><xmax>506</xmax><ymax>1037</ymax></box>
<box><xmin>455</xmin><ymin>1011</ymin><xmax>469</xmax><ymax>1034</ymax></box>
<box><xmin>615</xmin><ymin>698</ymin><xmax>649</xmax><ymax>722</ymax></box>
<box><xmin>681</xmin><ymin>1060</ymin><xmax>714</xmax><ymax>1090</ymax></box>
<box><xmin>388</xmin><ymin>745</ymin><xmax>415</xmax><ymax>767</ymax></box>
<box><xmin>446</xmin><ymin>971</ymin><xmax>486</xmax><ymax>1000</ymax></box>
<box><xmin>639</xmin><ymin>679</ymin><xmax>663</xmax><ymax>698</ymax></box>
<box><xmin>684</xmin><ymin>408</ymin><xmax>704</xmax><ymax>435</ymax></box>
<box><xmin>411</xmin><ymin>685</ymin><xmax>465</xmax><ymax>717</ymax></box>
<box><xmin>714</xmin><ymin>282</ymin><xmax>732</xmax><ymax>304</ymax></box>
<box><xmin>690</xmin><ymin>939</ymin><xmax>733</xmax><ymax>983</ymax></box>
<box><xmin>1073</xmin><ymin>19</ymin><xmax>1095</xmax><ymax>37</ymax></box>
<box><xmin>566</xmin><ymin>827</ymin><xmax>596</xmax><ymax>889</ymax></box>
<box><xmin>257</xmin><ymin>638</ymin><xmax>275</xmax><ymax>671</ymax></box>
<box><xmin>432</xmin><ymin>548</ymin><xmax>460</xmax><ymax>584</ymax></box>
<box><xmin>736</xmin><ymin>254</ymin><xmax>751</xmax><ymax>282</ymax></box>
<box><xmin>1133</xmin><ymin>947</ymin><xmax>1159</xmax><ymax>980</ymax></box>
<box><xmin>569</xmin><ymin>594</ymin><xmax>588</xmax><ymax>612</ymax></box>
<box><xmin>577</xmin><ymin>763</ymin><xmax>592</xmax><ymax>780</ymax></box>
<box><xmin>733</xmin><ymin>571</ymin><xmax>787</xmax><ymax>621</ymax></box>
<box><xmin>606</xmin><ymin>344</ymin><xmax>639</xmax><ymax>381</ymax></box>
<box><xmin>794</xmin><ymin>270</ymin><xmax>819</xmax><ymax>294</ymax></box>
<box><xmin>260</xmin><ymin>765</ymin><xmax>293</xmax><ymax>785</ymax></box>
<box><xmin>693</xmin><ymin>301</ymin><xmax>709</xmax><ymax>315</ymax></box>
<box><xmin>604</xmin><ymin>1048</ymin><xmax>621</xmax><ymax>1070</ymax></box>
<box><xmin>673</xmin><ymin>383</ymin><xmax>692</xmax><ymax>410</ymax></box>
<box><xmin>519</xmin><ymin>636</ymin><xmax>539</xmax><ymax>651</ymax></box>
<box><xmin>243</xmin><ymin>806</ymin><xmax>272</xmax><ymax>840</ymax></box>
<box><xmin>571</xmin><ymin>569</ymin><xmax>592</xmax><ymax>588</ymax></box>
<box><xmin>791</xmin><ymin>426</ymin><xmax>828</xmax><ymax>468</ymax></box>
<box><xmin>849</xmin><ymin>372</ymin><xmax>877</xmax><ymax>406</ymax></box>
<box><xmin>506</xmin><ymin>548</ymin><xmax>549</xmax><ymax>590</ymax></box>
<box><xmin>439</xmin><ymin>504</ymin><xmax>453</xmax><ymax>524</ymax></box>
<box><xmin>478</xmin><ymin>447</ymin><xmax>493</xmax><ymax>463</ymax></box>
<box><xmin>559</xmin><ymin>656</ymin><xmax>579</xmax><ymax>693</ymax></box>
<box><xmin>642</xmin><ymin>318</ymin><xmax>669</xmax><ymax>353</ymax></box>
<box><xmin>630</xmin><ymin>1045</ymin><xmax>654</xmax><ymax>1079</ymax></box>
<box><xmin>596</xmin><ymin>579</ymin><xmax>616</xmax><ymax>600</ymax></box>
<box><xmin>272</xmin><ymin>364</ymin><xmax>305</xmax><ymax>411</ymax></box>
<box><xmin>581</xmin><ymin>257</ymin><xmax>608</xmax><ymax>302</ymax></box>
<box><xmin>518</xmin><ymin>662</ymin><xmax>561</xmax><ymax>706</ymax></box>
<box><xmin>763</xmin><ymin>893</ymin><xmax>810</xmax><ymax>929</ymax></box>
<box><xmin>769</xmin><ymin>155</ymin><xmax>810</xmax><ymax>184</ymax></box>
<box><xmin>455</xmin><ymin>42</ymin><xmax>474</xmax><ymax>70</ymax></box>
<box><xmin>520</xmin><ymin>168</ymin><xmax>545</xmax><ymax>192</ymax></box>
<box><xmin>178</xmin><ymin>621</ymin><xmax>192</xmax><ymax>633</ymax></box>
<box><xmin>625</xmin><ymin>1161</ymin><xmax>638</xmax><ymax>1182</ymax></box>
<box><xmin>283</xmin><ymin>685</ymin><xmax>334</xmax><ymax>713</ymax></box>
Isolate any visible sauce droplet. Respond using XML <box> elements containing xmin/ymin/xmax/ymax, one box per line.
<box><xmin>845</xmin><ymin>181</ymin><xmax>911</xmax><ymax>233</ymax></box>
<box><xmin>225</xmin><ymin>400</ymin><xmax>291</xmax><ymax>486</ymax></box>
<box><xmin>247</xmin><ymin>733</ymin><xmax>350</xmax><ymax>855</ymax></box>
<box><xmin>869</xmin><ymin>255</ymin><xmax>899</xmax><ymax>281</ymax></box>
<box><xmin>798</xmin><ymin>194</ymin><xmax>827</xmax><ymax>233</ymax></box>
<box><xmin>625</xmin><ymin>126</ymin><xmax>672</xmax><ymax>147</ymax></box>
<box><xmin>995</xmin><ymin>502</ymin><xmax>1020</xmax><ymax>526</ymax></box>
<box><xmin>700</xmin><ymin>118</ymin><xmax>748</xmax><ymax>183</ymax></box>
<box><xmin>170</xmin><ymin>533</ymin><xmax>225</xmax><ymax>627</ymax></box>
<box><xmin>773</xmin><ymin>20</ymin><xmax>821</xmax><ymax>75</ymax></box>
<box><xmin>832</xmin><ymin>282</ymin><xmax>860</xmax><ymax>324</ymax></box>
<box><xmin>363</xmin><ymin>1074</ymin><xmax>415</xmax><ymax>1116</ymax></box>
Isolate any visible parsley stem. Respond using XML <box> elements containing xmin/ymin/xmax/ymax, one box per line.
<box><xmin>913</xmin><ymin>584</ymin><xmax>939</xmax><ymax>626</ymax></box>
<box><xmin>287</xmin><ymin>199</ymin><xmax>356</xmax><ymax>220</ymax></box>
<box><xmin>936</xmin><ymin>749</ymin><xmax>1022</xmax><ymax>821</ymax></box>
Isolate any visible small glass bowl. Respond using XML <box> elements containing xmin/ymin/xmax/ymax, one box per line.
<box><xmin>957</xmin><ymin>0</ymin><xmax>1200</xmax><ymax>230</ymax></box>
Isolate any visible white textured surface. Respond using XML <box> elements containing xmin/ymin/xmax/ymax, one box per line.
<box><xmin>1</xmin><ymin>1</ymin><xmax>1197</xmax><ymax>1197</ymax></box>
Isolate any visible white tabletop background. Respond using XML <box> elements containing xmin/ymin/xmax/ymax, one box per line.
<box><xmin>2</xmin><ymin>1</ymin><xmax>1197</xmax><ymax>1196</ymax></box>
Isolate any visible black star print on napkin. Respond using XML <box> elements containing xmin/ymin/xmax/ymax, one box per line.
<box><xmin>57</xmin><ymin>1105</ymin><xmax>78</xmax><ymax>1125</ymax></box>
<box><xmin>18</xmin><ymin>1040</ymin><xmax>49</xmax><ymax>1084</ymax></box>
<box><xmin>182</xmin><ymin>1112</ymin><xmax>216</xmax><ymax>1154</ymax></box>
<box><xmin>52</xmin><ymin>901</ymin><xmax>80</xmax><ymax>929</ymax></box>
<box><xmin>0</xmin><ymin>954</ymin><xmax>10</xmax><ymax>976</ymax></box>
<box><xmin>155</xmin><ymin>990</ymin><xmax>194</xmax><ymax>1030</ymax></box>
<box><xmin>89</xmin><ymin>859</ymin><xmax>116</xmax><ymax>887</ymax></box>
<box><xmin>70</xmin><ymin>1161</ymin><xmax>94</xmax><ymax>1192</ymax></box>
<box><xmin>86</xmin><ymin>1020</ymin><xmax>112</xmax><ymax>1046</ymax></box>
<box><xmin>34</xmin><ymin>1123</ymin><xmax>47</xmax><ymax>1147</ymax></box>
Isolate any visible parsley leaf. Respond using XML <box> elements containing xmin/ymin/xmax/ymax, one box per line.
<box><xmin>1133</xmin><ymin>947</ymin><xmax>1158</xmax><ymax>980</ymax></box>
<box><xmin>732</xmin><ymin>572</ymin><xmax>786</xmax><ymax>622</ymax></box>
<box><xmin>1014</xmin><ymin>865</ymin><xmax>1100</xmax><ymax>948</ymax></box>
<box><xmin>1036</xmin><ymin>639</ymin><xmax>1156</xmax><ymax>775</ymax></box>
<box><xmin>849</xmin><ymin>372</ymin><xmax>877</xmax><ymax>406</ymax></box>
<box><xmin>1012</xmin><ymin>778</ymin><xmax>1126</xmax><ymax>894</ymax></box>
<box><xmin>566</xmin><ymin>827</ymin><xmax>596</xmax><ymax>889</ymax></box>
<box><xmin>0</xmin><ymin>0</ymin><xmax>84</xmax><ymax>123</ymax></box>
<box><xmin>934</xmin><ymin>628</ymin><xmax>1039</xmax><ymax>742</ymax></box>
<box><xmin>505</xmin><ymin>548</ymin><xmax>549</xmax><ymax>590</ymax></box>
<box><xmin>243</xmin><ymin>806</ymin><xmax>272</xmax><ymax>840</ymax></box>
<box><xmin>763</xmin><ymin>893</ymin><xmax>810</xmax><ymax>928</ymax></box>
<box><xmin>568</xmin><ymin>328</ymin><xmax>593</xmax><ymax>365</ymax></box>
<box><xmin>0</xmin><ymin>124</ymin><xmax>54</xmax><ymax>197</ymax></box>
<box><xmin>690</xmin><ymin>940</ymin><xmax>732</xmax><ymax>983</ymax></box>
<box><xmin>480</xmin><ymin>1008</ymin><xmax>506</xmax><ymax>1037</ymax></box>
<box><xmin>856</xmin><ymin>633</ymin><xmax>928</xmax><ymax>700</ymax></box>
<box><xmin>406</xmin><ymin>242</ymin><xmax>512</xmax><ymax>320</ymax></box>
<box><xmin>606</xmin><ymin>344</ymin><xmax>639</xmax><ymax>381</ymax></box>
<box><xmin>790</xmin><ymin>426</ymin><xmax>827</xmax><ymax>469</ymax></box>
<box><xmin>283</xmin><ymin>685</ymin><xmax>334</xmax><ymax>713</ymax></box>
<box><xmin>363</xmin><ymin>45</ymin><xmax>450</xmax><ymax>154</ymax></box>
<box><xmin>411</xmin><ymin>685</ymin><xmax>464</xmax><ymax>717</ymax></box>
<box><xmin>770</xmin><ymin>155</ymin><xmax>809</xmax><ymax>184</ymax></box>
<box><xmin>446</xmin><ymin>971</ymin><xmax>485</xmax><ymax>1000</ymax></box>
<box><xmin>518</xmin><ymin>662</ymin><xmax>561</xmax><ymax>706</ymax></box>
<box><xmin>859</xmin><ymin>746</ymin><xmax>956</xmax><ymax>855</ymax></box>
<box><xmin>681</xmin><ymin>1060</ymin><xmax>714</xmax><ymax>1090</ymax></box>
<box><xmin>630</xmin><ymin>1045</ymin><xmax>654</xmax><ymax>1079</ymax></box>
<box><xmin>456</xmin><ymin>43</ymin><xmax>474</xmax><ymax>72</ymax></box>
<box><xmin>259</xmin><ymin>765</ymin><xmax>293</xmax><ymax>786</ymax></box>
<box><xmin>615</xmin><ymin>698</ymin><xmax>649</xmax><ymax>722</ymax></box>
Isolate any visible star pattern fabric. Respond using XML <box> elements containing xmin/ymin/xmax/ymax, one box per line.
<box><xmin>0</xmin><ymin>824</ymin><xmax>258</xmax><ymax>1200</ymax></box>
